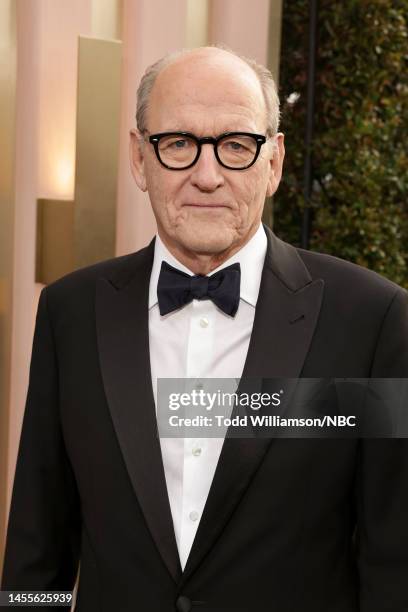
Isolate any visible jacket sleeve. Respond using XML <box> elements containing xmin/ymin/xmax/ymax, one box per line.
<box><xmin>1</xmin><ymin>287</ymin><xmax>81</xmax><ymax>609</ymax></box>
<box><xmin>356</xmin><ymin>287</ymin><xmax>408</xmax><ymax>611</ymax></box>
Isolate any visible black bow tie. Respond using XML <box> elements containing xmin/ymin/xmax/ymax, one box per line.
<box><xmin>157</xmin><ymin>261</ymin><xmax>241</xmax><ymax>317</ymax></box>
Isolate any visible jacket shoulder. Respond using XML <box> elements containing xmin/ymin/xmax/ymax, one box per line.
<box><xmin>297</xmin><ymin>247</ymin><xmax>405</xmax><ymax>299</ymax></box>
<box><xmin>42</xmin><ymin>241</ymin><xmax>155</xmax><ymax>319</ymax></box>
<box><xmin>45</xmin><ymin>242</ymin><xmax>154</xmax><ymax>296</ymax></box>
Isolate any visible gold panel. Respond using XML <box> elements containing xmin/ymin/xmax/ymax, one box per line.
<box><xmin>186</xmin><ymin>0</ymin><xmax>209</xmax><ymax>48</ymax></box>
<box><xmin>91</xmin><ymin>0</ymin><xmax>123</xmax><ymax>40</ymax></box>
<box><xmin>74</xmin><ymin>36</ymin><xmax>122</xmax><ymax>269</ymax></box>
<box><xmin>267</xmin><ymin>0</ymin><xmax>283</xmax><ymax>83</ymax></box>
<box><xmin>35</xmin><ymin>199</ymin><xmax>74</xmax><ymax>285</ymax></box>
<box><xmin>0</xmin><ymin>0</ymin><xmax>16</xmax><ymax>576</ymax></box>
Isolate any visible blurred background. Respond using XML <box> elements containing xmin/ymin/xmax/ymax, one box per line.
<box><xmin>0</xmin><ymin>0</ymin><xmax>407</xmax><ymax>582</ymax></box>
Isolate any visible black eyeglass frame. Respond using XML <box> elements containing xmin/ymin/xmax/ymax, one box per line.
<box><xmin>147</xmin><ymin>131</ymin><xmax>267</xmax><ymax>171</ymax></box>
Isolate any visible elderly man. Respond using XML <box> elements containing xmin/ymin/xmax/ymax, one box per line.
<box><xmin>2</xmin><ymin>46</ymin><xmax>408</xmax><ymax>612</ymax></box>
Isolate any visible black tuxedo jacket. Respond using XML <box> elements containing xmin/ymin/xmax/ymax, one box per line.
<box><xmin>2</xmin><ymin>226</ymin><xmax>408</xmax><ymax>611</ymax></box>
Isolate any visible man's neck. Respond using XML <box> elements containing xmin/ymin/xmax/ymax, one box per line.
<box><xmin>157</xmin><ymin>225</ymin><xmax>261</xmax><ymax>275</ymax></box>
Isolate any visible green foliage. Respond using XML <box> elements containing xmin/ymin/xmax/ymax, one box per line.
<box><xmin>273</xmin><ymin>0</ymin><xmax>408</xmax><ymax>287</ymax></box>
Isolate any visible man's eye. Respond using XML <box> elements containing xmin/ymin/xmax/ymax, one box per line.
<box><xmin>169</xmin><ymin>139</ymin><xmax>188</xmax><ymax>149</ymax></box>
<box><xmin>222</xmin><ymin>139</ymin><xmax>252</xmax><ymax>153</ymax></box>
<box><xmin>228</xmin><ymin>141</ymin><xmax>244</xmax><ymax>150</ymax></box>
<box><xmin>160</xmin><ymin>138</ymin><xmax>191</xmax><ymax>151</ymax></box>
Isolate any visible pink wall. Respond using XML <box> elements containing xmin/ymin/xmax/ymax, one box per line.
<box><xmin>37</xmin><ymin>1</ymin><xmax>92</xmax><ymax>200</ymax></box>
<box><xmin>210</xmin><ymin>0</ymin><xmax>270</xmax><ymax>65</ymax></box>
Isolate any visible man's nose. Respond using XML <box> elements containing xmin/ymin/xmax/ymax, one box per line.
<box><xmin>189</xmin><ymin>144</ymin><xmax>224</xmax><ymax>191</ymax></box>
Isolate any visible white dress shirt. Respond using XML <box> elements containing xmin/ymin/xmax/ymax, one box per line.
<box><xmin>148</xmin><ymin>223</ymin><xmax>267</xmax><ymax>569</ymax></box>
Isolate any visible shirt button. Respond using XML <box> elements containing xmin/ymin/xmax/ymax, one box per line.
<box><xmin>192</xmin><ymin>447</ymin><xmax>202</xmax><ymax>457</ymax></box>
<box><xmin>199</xmin><ymin>317</ymin><xmax>209</xmax><ymax>328</ymax></box>
<box><xmin>189</xmin><ymin>510</ymin><xmax>199</xmax><ymax>522</ymax></box>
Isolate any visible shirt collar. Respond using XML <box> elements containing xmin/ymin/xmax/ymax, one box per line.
<box><xmin>148</xmin><ymin>223</ymin><xmax>267</xmax><ymax>309</ymax></box>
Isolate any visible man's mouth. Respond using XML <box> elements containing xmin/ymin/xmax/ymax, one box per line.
<box><xmin>182</xmin><ymin>203</ymin><xmax>230</xmax><ymax>208</ymax></box>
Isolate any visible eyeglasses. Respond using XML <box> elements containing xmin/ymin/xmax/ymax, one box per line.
<box><xmin>147</xmin><ymin>131</ymin><xmax>267</xmax><ymax>171</ymax></box>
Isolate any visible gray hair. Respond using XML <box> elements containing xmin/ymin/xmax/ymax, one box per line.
<box><xmin>136</xmin><ymin>45</ymin><xmax>280</xmax><ymax>138</ymax></box>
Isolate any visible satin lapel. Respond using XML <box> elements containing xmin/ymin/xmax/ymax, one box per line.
<box><xmin>95</xmin><ymin>241</ymin><xmax>182</xmax><ymax>583</ymax></box>
<box><xmin>180</xmin><ymin>226</ymin><xmax>325</xmax><ymax>584</ymax></box>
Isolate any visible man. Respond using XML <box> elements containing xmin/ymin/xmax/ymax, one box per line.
<box><xmin>2</xmin><ymin>46</ymin><xmax>408</xmax><ymax>611</ymax></box>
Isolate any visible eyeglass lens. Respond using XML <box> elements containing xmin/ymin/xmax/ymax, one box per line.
<box><xmin>157</xmin><ymin>134</ymin><xmax>259</xmax><ymax>169</ymax></box>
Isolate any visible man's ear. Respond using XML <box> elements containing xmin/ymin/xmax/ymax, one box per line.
<box><xmin>266</xmin><ymin>133</ymin><xmax>285</xmax><ymax>197</ymax></box>
<box><xmin>129</xmin><ymin>129</ymin><xmax>147</xmax><ymax>192</ymax></box>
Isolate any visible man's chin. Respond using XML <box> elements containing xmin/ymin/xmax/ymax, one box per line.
<box><xmin>174</xmin><ymin>225</ymin><xmax>237</xmax><ymax>257</ymax></box>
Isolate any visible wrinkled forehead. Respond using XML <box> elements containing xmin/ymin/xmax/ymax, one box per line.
<box><xmin>147</xmin><ymin>51</ymin><xmax>267</xmax><ymax>133</ymax></box>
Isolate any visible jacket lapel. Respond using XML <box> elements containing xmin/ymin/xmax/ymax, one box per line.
<box><xmin>95</xmin><ymin>239</ymin><xmax>182</xmax><ymax>583</ymax></box>
<box><xmin>180</xmin><ymin>226</ymin><xmax>325</xmax><ymax>584</ymax></box>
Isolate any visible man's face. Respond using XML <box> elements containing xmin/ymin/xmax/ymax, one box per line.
<box><xmin>130</xmin><ymin>49</ymin><xmax>284</xmax><ymax>260</ymax></box>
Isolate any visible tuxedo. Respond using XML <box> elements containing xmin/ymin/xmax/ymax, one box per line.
<box><xmin>2</xmin><ymin>225</ymin><xmax>408</xmax><ymax>611</ymax></box>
